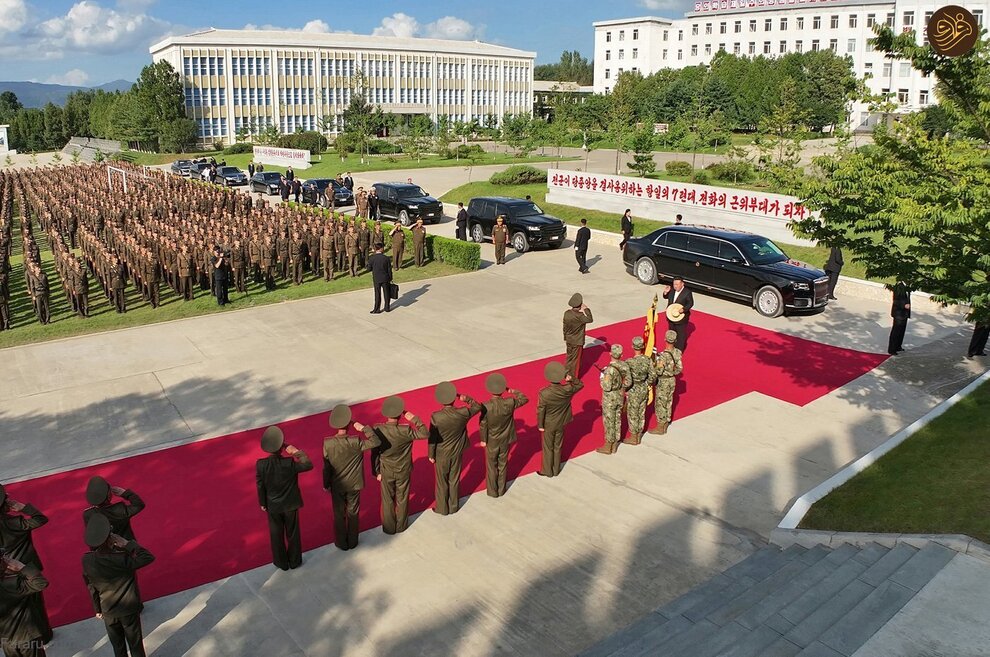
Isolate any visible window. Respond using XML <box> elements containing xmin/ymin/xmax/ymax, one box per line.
<box><xmin>780</xmin><ymin>18</ymin><xmax>788</xmax><ymax>30</ymax></box>
<box><xmin>678</xmin><ymin>30</ymin><xmax>683</xmax><ymax>41</ymax></box>
<box><xmin>606</xmin><ymin>32</ymin><xmax>611</xmax><ymax>42</ymax></box>
<box><xmin>663</xmin><ymin>48</ymin><xmax>668</xmax><ymax>59</ymax></box>
<box><xmin>605</xmin><ymin>50</ymin><xmax>611</xmax><ymax>61</ymax></box>
<box><xmin>899</xmin><ymin>62</ymin><xmax>911</xmax><ymax>77</ymax></box>
<box><xmin>705</xmin><ymin>23</ymin><xmax>712</xmax><ymax>35</ymax></box>
<box><xmin>866</xmin><ymin>14</ymin><xmax>876</xmax><ymax>27</ymax></box>
<box><xmin>691</xmin><ymin>45</ymin><xmax>698</xmax><ymax>56</ymax></box>
<box><xmin>811</xmin><ymin>39</ymin><xmax>820</xmax><ymax>51</ymax></box>
<box><xmin>974</xmin><ymin>10</ymin><xmax>984</xmax><ymax>27</ymax></box>
<box><xmin>750</xmin><ymin>19</ymin><xmax>757</xmax><ymax>32</ymax></box>
<box><xmin>882</xmin><ymin>62</ymin><xmax>892</xmax><ymax>77</ymax></box>
<box><xmin>677</xmin><ymin>49</ymin><xmax>683</xmax><ymax>61</ymax></box>
<box><xmin>923</xmin><ymin>11</ymin><xmax>933</xmax><ymax>44</ymax></box>
<box><xmin>867</xmin><ymin>40</ymin><xmax>875</xmax><ymax>52</ymax></box>
<box><xmin>886</xmin><ymin>13</ymin><xmax>895</xmax><ymax>27</ymax></box>
<box><xmin>919</xmin><ymin>90</ymin><xmax>929</xmax><ymax>105</ymax></box>
<box><xmin>903</xmin><ymin>12</ymin><xmax>914</xmax><ymax>28</ymax></box>
<box><xmin>720</xmin><ymin>22</ymin><xmax>727</xmax><ymax>34</ymax></box>
<box><xmin>765</xmin><ymin>18</ymin><xmax>772</xmax><ymax>31</ymax></box>
<box><xmin>733</xmin><ymin>43</ymin><xmax>741</xmax><ymax>55</ymax></box>
<box><xmin>780</xmin><ymin>40</ymin><xmax>787</xmax><ymax>53</ymax></box>
<box><xmin>719</xmin><ymin>43</ymin><xmax>726</xmax><ymax>52</ymax></box>
<box><xmin>849</xmin><ymin>14</ymin><xmax>858</xmax><ymax>28</ymax></box>
<box><xmin>797</xmin><ymin>17</ymin><xmax>804</xmax><ymax>29</ymax></box>
<box><xmin>604</xmin><ymin>69</ymin><xmax>610</xmax><ymax>79</ymax></box>
<box><xmin>847</xmin><ymin>38</ymin><xmax>856</xmax><ymax>53</ymax></box>
<box><xmin>748</xmin><ymin>42</ymin><xmax>756</xmax><ymax>55</ymax></box>
<box><xmin>692</xmin><ymin>24</ymin><xmax>699</xmax><ymax>35</ymax></box>
<box><xmin>632</xmin><ymin>48</ymin><xmax>638</xmax><ymax>59</ymax></box>
<box><xmin>864</xmin><ymin>62</ymin><xmax>873</xmax><ymax>72</ymax></box>
<box><xmin>829</xmin><ymin>38</ymin><xmax>837</xmax><ymax>51</ymax></box>
<box><xmin>813</xmin><ymin>16</ymin><xmax>821</xmax><ymax>29</ymax></box>
<box><xmin>897</xmin><ymin>88</ymin><xmax>909</xmax><ymax>104</ymax></box>
<box><xmin>618</xmin><ymin>49</ymin><xmax>624</xmax><ymax>59</ymax></box>
<box><xmin>619</xmin><ymin>30</ymin><xmax>625</xmax><ymax>40</ymax></box>
<box><xmin>633</xmin><ymin>28</ymin><xmax>639</xmax><ymax>40</ymax></box>
<box><xmin>735</xmin><ymin>20</ymin><xmax>742</xmax><ymax>33</ymax></box>
<box><xmin>795</xmin><ymin>40</ymin><xmax>803</xmax><ymax>52</ymax></box>
<box><xmin>704</xmin><ymin>44</ymin><xmax>712</xmax><ymax>55</ymax></box>
<box><xmin>663</xmin><ymin>30</ymin><xmax>669</xmax><ymax>41</ymax></box>
<box><xmin>764</xmin><ymin>41</ymin><xmax>772</xmax><ymax>54</ymax></box>
<box><xmin>830</xmin><ymin>15</ymin><xmax>839</xmax><ymax>29</ymax></box>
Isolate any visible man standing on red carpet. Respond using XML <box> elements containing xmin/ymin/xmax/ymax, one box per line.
<box><xmin>0</xmin><ymin>547</ymin><xmax>50</xmax><ymax>657</ymax></box>
<box><xmin>429</xmin><ymin>382</ymin><xmax>482</xmax><ymax>515</ymax></box>
<box><xmin>536</xmin><ymin>362</ymin><xmax>584</xmax><ymax>477</ymax></box>
<box><xmin>83</xmin><ymin>477</ymin><xmax>145</xmax><ymax>542</ymax></box>
<box><xmin>256</xmin><ymin>426</ymin><xmax>313</xmax><ymax>570</ymax></box>
<box><xmin>323</xmin><ymin>405</ymin><xmax>380</xmax><ymax>551</ymax></box>
<box><xmin>664</xmin><ymin>277</ymin><xmax>693</xmax><ymax>353</ymax></box>
<box><xmin>479</xmin><ymin>374</ymin><xmax>528</xmax><ymax>497</ymax></box>
<box><xmin>0</xmin><ymin>485</ymin><xmax>52</xmax><ymax>645</ymax></box>
<box><xmin>563</xmin><ymin>293</ymin><xmax>593</xmax><ymax>377</ymax></box>
<box><xmin>650</xmin><ymin>330</ymin><xmax>683</xmax><ymax>436</ymax></box>
<box><xmin>366</xmin><ymin>397</ymin><xmax>428</xmax><ymax>535</ymax></box>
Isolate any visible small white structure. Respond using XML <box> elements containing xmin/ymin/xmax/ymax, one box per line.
<box><xmin>0</xmin><ymin>125</ymin><xmax>15</xmax><ymax>155</ymax></box>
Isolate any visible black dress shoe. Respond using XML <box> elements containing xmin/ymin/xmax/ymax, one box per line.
<box><xmin>370</xmin><ymin>310</ymin><xmax>381</xmax><ymax>314</ymax></box>
<box><xmin>828</xmin><ymin>295</ymin><xmax>838</xmax><ymax>300</ymax></box>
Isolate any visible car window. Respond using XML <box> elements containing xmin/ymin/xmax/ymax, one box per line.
<box><xmin>397</xmin><ymin>186</ymin><xmax>427</xmax><ymax>199</ymax></box>
<box><xmin>664</xmin><ymin>232</ymin><xmax>690</xmax><ymax>251</ymax></box>
<box><xmin>651</xmin><ymin>233</ymin><xmax>667</xmax><ymax>247</ymax></box>
<box><xmin>739</xmin><ymin>237</ymin><xmax>788</xmax><ymax>265</ymax></box>
<box><xmin>482</xmin><ymin>202</ymin><xmax>495</xmax><ymax>219</ymax></box>
<box><xmin>687</xmin><ymin>236</ymin><xmax>720</xmax><ymax>258</ymax></box>
<box><xmin>495</xmin><ymin>204</ymin><xmax>509</xmax><ymax>218</ymax></box>
<box><xmin>718</xmin><ymin>242</ymin><xmax>744</xmax><ymax>261</ymax></box>
<box><xmin>513</xmin><ymin>202</ymin><xmax>543</xmax><ymax>217</ymax></box>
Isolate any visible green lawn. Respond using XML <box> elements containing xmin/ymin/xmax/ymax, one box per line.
<box><xmin>645</xmin><ymin>171</ymin><xmax>777</xmax><ymax>194</ymax></box>
<box><xmin>439</xmin><ymin>181</ymin><xmax>875</xmax><ymax>281</ymax></box>
<box><xmin>1</xmin><ymin>222</ymin><xmax>463</xmax><ymax>349</ymax></box>
<box><xmin>800</xmin><ymin>380</ymin><xmax>990</xmax><ymax>544</ymax></box>
<box><xmin>123</xmin><ymin>150</ymin><xmax>576</xmax><ymax>178</ymax></box>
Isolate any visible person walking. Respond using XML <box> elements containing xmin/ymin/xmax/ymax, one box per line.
<box><xmin>597</xmin><ymin>345</ymin><xmax>630</xmax><ymax>454</ymax></box>
<box><xmin>368</xmin><ymin>243</ymin><xmax>393</xmax><ymax>314</ymax></box>
<box><xmin>887</xmin><ymin>283</ymin><xmax>911</xmax><ymax>355</ymax></box>
<box><xmin>536</xmin><ymin>362</ymin><xmax>584</xmax><ymax>477</ymax></box>
<box><xmin>365</xmin><ymin>396</ymin><xmax>428</xmax><ymax>534</ymax></box>
<box><xmin>492</xmin><ymin>216</ymin><xmax>508</xmax><ymax>265</ymax></box>
<box><xmin>563</xmin><ymin>293</ymin><xmax>593</xmax><ymax>377</ymax></box>
<box><xmin>256</xmin><ymin>426</ymin><xmax>313</xmax><ymax>570</ymax></box>
<box><xmin>623</xmin><ymin>337</ymin><xmax>656</xmax><ymax>445</ymax></box>
<box><xmin>574</xmin><ymin>218</ymin><xmax>591</xmax><ymax>274</ymax></box>
<box><xmin>479</xmin><ymin>374</ymin><xmax>528</xmax><ymax>498</ymax></box>
<box><xmin>824</xmin><ymin>246</ymin><xmax>843</xmax><ymax>300</ymax></box>
<box><xmin>619</xmin><ymin>209</ymin><xmax>633</xmax><ymax>250</ymax></box>
<box><xmin>649</xmin><ymin>330</ymin><xmax>683</xmax><ymax>436</ymax></box>
<box><xmin>428</xmin><ymin>382</ymin><xmax>482</xmax><ymax>515</ymax></box>
<box><xmin>455</xmin><ymin>202</ymin><xmax>468</xmax><ymax>241</ymax></box>
<box><xmin>322</xmin><ymin>405</ymin><xmax>380</xmax><ymax>551</ymax></box>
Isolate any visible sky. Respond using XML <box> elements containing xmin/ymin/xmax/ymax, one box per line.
<box><xmin>0</xmin><ymin>0</ymin><xmax>697</xmax><ymax>86</ymax></box>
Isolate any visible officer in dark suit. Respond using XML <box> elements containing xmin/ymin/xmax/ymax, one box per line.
<box><xmin>824</xmin><ymin>247</ymin><xmax>843</xmax><ymax>300</ymax></box>
<box><xmin>81</xmin><ymin>514</ymin><xmax>155</xmax><ymax>657</ymax></box>
<box><xmin>322</xmin><ymin>405</ymin><xmax>380</xmax><ymax>551</ymax></box>
<box><xmin>428</xmin><ymin>382</ymin><xmax>482</xmax><ymax>515</ymax></box>
<box><xmin>664</xmin><ymin>277</ymin><xmax>694</xmax><ymax>352</ymax></box>
<box><xmin>455</xmin><ymin>203</ymin><xmax>468</xmax><ymax>241</ymax></box>
<box><xmin>366</xmin><ymin>396</ymin><xmax>428</xmax><ymax>534</ymax></box>
<box><xmin>256</xmin><ymin>426</ymin><xmax>313</xmax><ymax>570</ymax></box>
<box><xmin>0</xmin><ymin>548</ymin><xmax>49</xmax><ymax>657</ymax></box>
<box><xmin>574</xmin><ymin>219</ymin><xmax>591</xmax><ymax>274</ymax></box>
<box><xmin>83</xmin><ymin>477</ymin><xmax>145</xmax><ymax>542</ymax></box>
<box><xmin>479</xmin><ymin>374</ymin><xmax>528</xmax><ymax>498</ymax></box>
<box><xmin>888</xmin><ymin>283</ymin><xmax>911</xmax><ymax>355</ymax></box>
<box><xmin>0</xmin><ymin>485</ymin><xmax>52</xmax><ymax>645</ymax></box>
<box><xmin>368</xmin><ymin>242</ymin><xmax>393</xmax><ymax>314</ymax></box>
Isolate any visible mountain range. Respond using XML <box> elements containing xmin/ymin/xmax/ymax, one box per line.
<box><xmin>0</xmin><ymin>80</ymin><xmax>134</xmax><ymax>108</ymax></box>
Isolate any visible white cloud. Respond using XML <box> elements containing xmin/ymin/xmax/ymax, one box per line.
<box><xmin>373</xmin><ymin>13</ymin><xmax>482</xmax><ymax>41</ymax></box>
<box><xmin>0</xmin><ymin>0</ymin><xmax>29</xmax><ymax>33</ymax></box>
<box><xmin>33</xmin><ymin>1</ymin><xmax>173</xmax><ymax>55</ymax></box>
<box><xmin>640</xmin><ymin>0</ymin><xmax>681</xmax><ymax>10</ymax></box>
<box><xmin>301</xmin><ymin>19</ymin><xmax>330</xmax><ymax>33</ymax></box>
<box><xmin>46</xmin><ymin>68</ymin><xmax>90</xmax><ymax>86</ymax></box>
<box><xmin>243</xmin><ymin>19</ymin><xmax>334</xmax><ymax>33</ymax></box>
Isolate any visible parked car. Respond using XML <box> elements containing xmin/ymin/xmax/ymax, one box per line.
<box><xmin>251</xmin><ymin>171</ymin><xmax>283</xmax><ymax>195</ymax></box>
<box><xmin>170</xmin><ymin>159</ymin><xmax>193</xmax><ymax>176</ymax></box>
<box><xmin>213</xmin><ymin>166</ymin><xmax>248</xmax><ymax>187</ymax></box>
<box><xmin>189</xmin><ymin>162</ymin><xmax>212</xmax><ymax>180</ymax></box>
<box><xmin>622</xmin><ymin>225</ymin><xmax>829</xmax><ymax>318</ymax></box>
<box><xmin>466</xmin><ymin>197</ymin><xmax>567</xmax><ymax>253</ymax></box>
<box><xmin>372</xmin><ymin>182</ymin><xmax>443</xmax><ymax>225</ymax></box>
<box><xmin>301</xmin><ymin>178</ymin><xmax>354</xmax><ymax>206</ymax></box>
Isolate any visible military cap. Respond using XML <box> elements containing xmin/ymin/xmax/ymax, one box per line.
<box><xmin>610</xmin><ymin>344</ymin><xmax>623</xmax><ymax>358</ymax></box>
<box><xmin>569</xmin><ymin>292</ymin><xmax>583</xmax><ymax>308</ymax></box>
<box><xmin>86</xmin><ymin>476</ymin><xmax>111</xmax><ymax>506</ymax></box>
<box><xmin>260</xmin><ymin>426</ymin><xmax>284</xmax><ymax>453</ymax></box>
<box><xmin>665</xmin><ymin>330</ymin><xmax>678</xmax><ymax>344</ymax></box>
<box><xmin>485</xmin><ymin>373</ymin><xmax>507</xmax><ymax>395</ymax></box>
<box><xmin>544</xmin><ymin>361</ymin><xmax>567</xmax><ymax>383</ymax></box>
<box><xmin>0</xmin><ymin>484</ymin><xmax>6</xmax><ymax>507</ymax></box>
<box><xmin>329</xmin><ymin>404</ymin><xmax>352</xmax><ymax>429</ymax></box>
<box><xmin>382</xmin><ymin>395</ymin><xmax>404</xmax><ymax>418</ymax></box>
<box><xmin>435</xmin><ymin>381</ymin><xmax>457</xmax><ymax>405</ymax></box>
<box><xmin>632</xmin><ymin>336</ymin><xmax>645</xmax><ymax>350</ymax></box>
<box><xmin>84</xmin><ymin>513</ymin><xmax>112</xmax><ymax>548</ymax></box>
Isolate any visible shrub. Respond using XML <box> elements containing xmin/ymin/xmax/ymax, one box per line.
<box><xmin>368</xmin><ymin>139</ymin><xmax>402</xmax><ymax>155</ymax></box>
<box><xmin>706</xmin><ymin>161</ymin><xmax>755</xmax><ymax>183</ymax></box>
<box><xmin>430</xmin><ymin>235</ymin><xmax>481</xmax><ymax>270</ymax></box>
<box><xmin>213</xmin><ymin>139</ymin><xmax>225</xmax><ymax>151</ymax></box>
<box><xmin>277</xmin><ymin>130</ymin><xmax>327</xmax><ymax>154</ymax></box>
<box><xmin>442</xmin><ymin>144</ymin><xmax>485</xmax><ymax>159</ymax></box>
<box><xmin>690</xmin><ymin>169</ymin><xmax>710</xmax><ymax>184</ymax></box>
<box><xmin>490</xmin><ymin>165</ymin><xmax>547</xmax><ymax>185</ymax></box>
<box><xmin>665</xmin><ymin>160</ymin><xmax>693</xmax><ymax>177</ymax></box>
<box><xmin>223</xmin><ymin>143</ymin><xmax>254</xmax><ymax>155</ymax></box>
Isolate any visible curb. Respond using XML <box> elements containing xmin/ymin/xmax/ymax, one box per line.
<box><xmin>770</xmin><ymin>528</ymin><xmax>990</xmax><ymax>565</ymax></box>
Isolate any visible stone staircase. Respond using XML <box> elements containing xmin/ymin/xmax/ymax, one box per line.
<box><xmin>579</xmin><ymin>541</ymin><xmax>957</xmax><ymax>657</ymax></box>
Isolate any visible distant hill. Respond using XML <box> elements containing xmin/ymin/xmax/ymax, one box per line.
<box><xmin>0</xmin><ymin>79</ymin><xmax>134</xmax><ymax>108</ymax></box>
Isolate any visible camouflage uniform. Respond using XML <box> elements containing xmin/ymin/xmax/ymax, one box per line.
<box><xmin>652</xmin><ymin>330</ymin><xmax>683</xmax><ymax>434</ymax></box>
<box><xmin>624</xmin><ymin>337</ymin><xmax>657</xmax><ymax>444</ymax></box>
<box><xmin>598</xmin><ymin>344</ymin><xmax>631</xmax><ymax>454</ymax></box>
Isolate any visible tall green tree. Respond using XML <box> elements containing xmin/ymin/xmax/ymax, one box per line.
<box><xmin>534</xmin><ymin>50</ymin><xmax>594</xmax><ymax>85</ymax></box>
<box><xmin>627</xmin><ymin>127</ymin><xmax>657</xmax><ymax>177</ymax></box>
<box><xmin>133</xmin><ymin>61</ymin><xmax>184</xmax><ymax>145</ymax></box>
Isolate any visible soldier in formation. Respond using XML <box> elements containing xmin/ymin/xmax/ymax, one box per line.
<box><xmin>256</xmin><ymin>426</ymin><xmax>313</xmax><ymax>570</ymax></box>
<box><xmin>536</xmin><ymin>361</ymin><xmax>584</xmax><ymax>477</ymax></box>
<box><xmin>412</xmin><ymin>219</ymin><xmax>427</xmax><ymax>267</ymax></box>
<box><xmin>365</xmin><ymin>396</ymin><xmax>428</xmax><ymax>535</ymax></box>
<box><xmin>322</xmin><ymin>404</ymin><xmax>380</xmax><ymax>551</ymax></box>
<box><xmin>428</xmin><ymin>382</ymin><xmax>482</xmax><ymax>515</ymax></box>
<box><xmin>562</xmin><ymin>293</ymin><xmax>594</xmax><ymax>377</ymax></box>
<box><xmin>479</xmin><ymin>374</ymin><xmax>528</xmax><ymax>498</ymax></box>
<box><xmin>650</xmin><ymin>330</ymin><xmax>684</xmax><ymax>435</ymax></box>
<box><xmin>597</xmin><ymin>344</ymin><xmax>631</xmax><ymax>455</ymax></box>
<box><xmin>622</xmin><ymin>337</ymin><xmax>656</xmax><ymax>445</ymax></box>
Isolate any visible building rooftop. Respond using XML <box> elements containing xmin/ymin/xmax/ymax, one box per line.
<box><xmin>150</xmin><ymin>28</ymin><xmax>536</xmax><ymax>59</ymax></box>
<box><xmin>592</xmin><ymin>16</ymin><xmax>675</xmax><ymax>27</ymax></box>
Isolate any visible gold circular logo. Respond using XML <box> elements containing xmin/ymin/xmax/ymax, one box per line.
<box><xmin>928</xmin><ymin>6</ymin><xmax>980</xmax><ymax>57</ymax></box>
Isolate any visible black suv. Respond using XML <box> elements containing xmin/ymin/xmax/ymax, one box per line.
<box><xmin>622</xmin><ymin>225</ymin><xmax>828</xmax><ymax>317</ymax></box>
<box><xmin>372</xmin><ymin>182</ymin><xmax>443</xmax><ymax>225</ymax></box>
<box><xmin>466</xmin><ymin>197</ymin><xmax>567</xmax><ymax>252</ymax></box>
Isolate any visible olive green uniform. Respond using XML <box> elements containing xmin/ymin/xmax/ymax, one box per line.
<box><xmin>625</xmin><ymin>353</ymin><xmax>657</xmax><ymax>442</ymax></box>
<box><xmin>412</xmin><ymin>225</ymin><xmax>427</xmax><ymax>267</ymax></box>
<box><xmin>365</xmin><ymin>417</ymin><xmax>428</xmax><ymax>534</ymax></box>
<box><xmin>562</xmin><ymin>307</ymin><xmax>594</xmax><ymax>377</ymax></box>
<box><xmin>428</xmin><ymin>396</ymin><xmax>482</xmax><ymax>514</ymax></box>
<box><xmin>601</xmin><ymin>360</ymin><xmax>630</xmax><ymax>447</ymax></box>
<box><xmin>480</xmin><ymin>391</ymin><xmax>528</xmax><ymax>497</ymax></box>
<box><xmin>492</xmin><ymin>225</ymin><xmax>508</xmax><ymax>264</ymax></box>
<box><xmin>322</xmin><ymin>431</ymin><xmax>381</xmax><ymax>550</ymax></box>
<box><xmin>536</xmin><ymin>379</ymin><xmax>585</xmax><ymax>476</ymax></box>
<box><xmin>654</xmin><ymin>348</ymin><xmax>683</xmax><ymax>428</ymax></box>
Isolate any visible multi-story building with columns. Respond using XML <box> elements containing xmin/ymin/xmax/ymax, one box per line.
<box><xmin>593</xmin><ymin>0</ymin><xmax>988</xmax><ymax>129</ymax></box>
<box><xmin>149</xmin><ymin>28</ymin><xmax>535</xmax><ymax>145</ymax></box>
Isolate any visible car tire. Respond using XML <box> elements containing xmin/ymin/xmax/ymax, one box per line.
<box><xmin>635</xmin><ymin>257</ymin><xmax>658</xmax><ymax>285</ymax></box>
<box><xmin>399</xmin><ymin>210</ymin><xmax>411</xmax><ymax>226</ymax></box>
<box><xmin>512</xmin><ymin>232</ymin><xmax>529</xmax><ymax>253</ymax></box>
<box><xmin>755</xmin><ymin>286</ymin><xmax>784</xmax><ymax>318</ymax></box>
<box><xmin>471</xmin><ymin>223</ymin><xmax>485</xmax><ymax>243</ymax></box>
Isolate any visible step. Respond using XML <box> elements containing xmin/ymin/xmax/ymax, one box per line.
<box><xmin>656</xmin><ymin>573</ymin><xmax>735</xmax><ymax>619</ymax></box>
<box><xmin>760</xmin><ymin>637</ymin><xmax>803</xmax><ymax>657</ymax></box>
<box><xmin>887</xmin><ymin>542</ymin><xmax>956</xmax><ymax>592</ymax></box>
<box><xmin>708</xmin><ymin>624</ymin><xmax>783</xmax><ymax>657</ymax></box>
<box><xmin>795</xmin><ymin>641</ymin><xmax>844</xmax><ymax>657</ymax></box>
<box><xmin>620</xmin><ymin>619</ymin><xmax>721</xmax><ymax>657</ymax></box>
<box><xmin>666</xmin><ymin>620</ymin><xmax>752</xmax><ymax>657</ymax></box>
<box><xmin>858</xmin><ymin>543</ymin><xmax>918</xmax><ymax>587</ymax></box>
<box><xmin>576</xmin><ymin>611</ymin><xmax>672</xmax><ymax>657</ymax></box>
<box><xmin>816</xmin><ymin>580</ymin><xmax>917</xmax><ymax>655</ymax></box>
<box><xmin>784</xmin><ymin>578</ymin><xmax>877</xmax><ymax>648</ymax></box>
<box><xmin>850</xmin><ymin>542</ymin><xmax>890</xmax><ymax>566</ymax></box>
<box><xmin>706</xmin><ymin>558</ymin><xmax>820</xmax><ymax>627</ymax></box>
<box><xmin>776</xmin><ymin>556</ymin><xmax>871</xmax><ymax>626</ymax></box>
<box><xmin>721</xmin><ymin>546</ymin><xmax>788</xmax><ymax>582</ymax></box>
<box><xmin>602</xmin><ymin>614</ymin><xmax>695</xmax><ymax>657</ymax></box>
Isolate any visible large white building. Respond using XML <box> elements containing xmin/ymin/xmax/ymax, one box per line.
<box><xmin>593</xmin><ymin>0</ymin><xmax>988</xmax><ymax>128</ymax></box>
<box><xmin>150</xmin><ymin>29</ymin><xmax>536</xmax><ymax>145</ymax></box>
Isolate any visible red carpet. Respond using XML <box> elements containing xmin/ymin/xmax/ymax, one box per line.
<box><xmin>7</xmin><ymin>312</ymin><xmax>886</xmax><ymax>626</ymax></box>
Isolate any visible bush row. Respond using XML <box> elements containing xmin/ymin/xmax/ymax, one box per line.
<box><xmin>490</xmin><ymin>164</ymin><xmax>547</xmax><ymax>185</ymax></box>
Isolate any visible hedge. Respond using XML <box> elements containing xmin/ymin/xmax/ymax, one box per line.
<box><xmin>665</xmin><ymin>161</ymin><xmax>693</xmax><ymax>176</ymax></box>
<box><xmin>490</xmin><ymin>165</ymin><xmax>547</xmax><ymax>185</ymax></box>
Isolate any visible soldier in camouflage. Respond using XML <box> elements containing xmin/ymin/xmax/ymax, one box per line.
<box><xmin>623</xmin><ymin>336</ymin><xmax>657</xmax><ymax>445</ymax></box>
<box><xmin>597</xmin><ymin>344</ymin><xmax>631</xmax><ymax>455</ymax></box>
<box><xmin>650</xmin><ymin>330</ymin><xmax>684</xmax><ymax>435</ymax></box>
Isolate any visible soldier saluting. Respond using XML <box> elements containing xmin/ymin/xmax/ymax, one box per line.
<box><xmin>0</xmin><ymin>548</ymin><xmax>50</xmax><ymax>657</ymax></box>
<box><xmin>322</xmin><ymin>404</ymin><xmax>380</xmax><ymax>551</ymax></box>
<box><xmin>428</xmin><ymin>382</ymin><xmax>482</xmax><ymax>515</ymax></box>
<box><xmin>0</xmin><ymin>484</ymin><xmax>52</xmax><ymax>645</ymax></box>
<box><xmin>536</xmin><ymin>361</ymin><xmax>584</xmax><ymax>477</ymax></box>
<box><xmin>563</xmin><ymin>293</ymin><xmax>593</xmax><ymax>377</ymax></box>
<box><xmin>83</xmin><ymin>477</ymin><xmax>145</xmax><ymax>542</ymax></box>
<box><xmin>365</xmin><ymin>396</ymin><xmax>428</xmax><ymax>535</ymax></box>
<box><xmin>256</xmin><ymin>426</ymin><xmax>313</xmax><ymax>570</ymax></box>
<box><xmin>479</xmin><ymin>374</ymin><xmax>528</xmax><ymax>497</ymax></box>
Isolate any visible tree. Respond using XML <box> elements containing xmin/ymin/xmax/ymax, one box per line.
<box><xmin>627</xmin><ymin>127</ymin><xmax>657</xmax><ymax>177</ymax></box>
<box><xmin>401</xmin><ymin>114</ymin><xmax>432</xmax><ymax>162</ymax></box>
<box><xmin>133</xmin><ymin>61</ymin><xmax>184</xmax><ymax>142</ymax></box>
<box><xmin>63</xmin><ymin>90</ymin><xmax>94</xmax><ymax>137</ymax></box>
<box><xmin>434</xmin><ymin>115</ymin><xmax>453</xmax><ymax>155</ymax></box>
<box><xmin>42</xmin><ymin>103</ymin><xmax>66</xmax><ymax>149</ymax></box>
<box><xmin>0</xmin><ymin>91</ymin><xmax>21</xmax><ymax>122</ymax></box>
<box><xmin>793</xmin><ymin>29</ymin><xmax>990</xmax><ymax>323</ymax></box>
<box><xmin>502</xmin><ymin>113</ymin><xmax>535</xmax><ymax>157</ymax></box>
<box><xmin>159</xmin><ymin>118</ymin><xmax>199</xmax><ymax>153</ymax></box>
<box><xmin>753</xmin><ymin>77</ymin><xmax>808</xmax><ymax>189</ymax></box>
<box><xmin>534</xmin><ymin>50</ymin><xmax>594</xmax><ymax>85</ymax></box>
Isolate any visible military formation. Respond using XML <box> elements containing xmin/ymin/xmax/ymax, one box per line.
<box><xmin>0</xmin><ymin>477</ymin><xmax>151</xmax><ymax>657</ymax></box>
<box><xmin>0</xmin><ymin>164</ymin><xmax>430</xmax><ymax>330</ymax></box>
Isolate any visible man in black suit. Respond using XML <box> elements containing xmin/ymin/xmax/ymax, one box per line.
<box><xmin>256</xmin><ymin>426</ymin><xmax>313</xmax><ymax>570</ymax></box>
<box><xmin>1</xmin><ymin>485</ymin><xmax>52</xmax><ymax>645</ymax></box>
<box><xmin>368</xmin><ymin>242</ymin><xmax>393</xmax><ymax>314</ymax></box>
<box><xmin>455</xmin><ymin>203</ymin><xmax>468</xmax><ymax>241</ymax></box>
<box><xmin>285</xmin><ymin>166</ymin><xmax>294</xmax><ymax>182</ymax></box>
<box><xmin>574</xmin><ymin>219</ymin><xmax>591</xmax><ymax>274</ymax></box>
<box><xmin>343</xmin><ymin>172</ymin><xmax>354</xmax><ymax>190</ymax></box>
<box><xmin>0</xmin><ymin>548</ymin><xmax>50</xmax><ymax>657</ymax></box>
<box><xmin>81</xmin><ymin>515</ymin><xmax>155</xmax><ymax>657</ymax></box>
<box><xmin>824</xmin><ymin>246</ymin><xmax>843</xmax><ymax>300</ymax></box>
<box><xmin>619</xmin><ymin>209</ymin><xmax>633</xmax><ymax>250</ymax></box>
<box><xmin>887</xmin><ymin>283</ymin><xmax>911</xmax><ymax>355</ymax></box>
<box><xmin>83</xmin><ymin>477</ymin><xmax>145</xmax><ymax>542</ymax></box>
<box><xmin>665</xmin><ymin>276</ymin><xmax>694</xmax><ymax>352</ymax></box>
